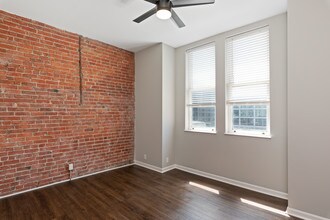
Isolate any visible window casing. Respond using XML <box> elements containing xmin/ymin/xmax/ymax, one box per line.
<box><xmin>225</xmin><ymin>27</ymin><xmax>270</xmax><ymax>137</ymax></box>
<box><xmin>186</xmin><ymin>43</ymin><xmax>216</xmax><ymax>133</ymax></box>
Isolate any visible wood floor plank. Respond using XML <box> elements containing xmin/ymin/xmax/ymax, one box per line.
<box><xmin>0</xmin><ymin>166</ymin><xmax>300</xmax><ymax>220</ymax></box>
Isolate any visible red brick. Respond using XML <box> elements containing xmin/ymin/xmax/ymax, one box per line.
<box><xmin>0</xmin><ymin>10</ymin><xmax>134</xmax><ymax>196</ymax></box>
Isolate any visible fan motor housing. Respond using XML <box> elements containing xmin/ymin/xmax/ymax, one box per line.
<box><xmin>133</xmin><ymin>0</ymin><xmax>214</xmax><ymax>28</ymax></box>
<box><xmin>157</xmin><ymin>0</ymin><xmax>172</xmax><ymax>11</ymax></box>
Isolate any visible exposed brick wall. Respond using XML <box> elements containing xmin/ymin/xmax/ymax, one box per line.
<box><xmin>0</xmin><ymin>10</ymin><xmax>135</xmax><ymax>196</ymax></box>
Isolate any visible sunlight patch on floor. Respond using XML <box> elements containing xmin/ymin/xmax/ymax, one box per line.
<box><xmin>240</xmin><ymin>198</ymin><xmax>290</xmax><ymax>217</ymax></box>
<box><xmin>189</xmin><ymin>182</ymin><xmax>219</xmax><ymax>194</ymax></box>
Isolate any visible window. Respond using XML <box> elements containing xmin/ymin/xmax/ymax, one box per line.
<box><xmin>186</xmin><ymin>43</ymin><xmax>216</xmax><ymax>133</ymax></box>
<box><xmin>225</xmin><ymin>27</ymin><xmax>270</xmax><ymax>137</ymax></box>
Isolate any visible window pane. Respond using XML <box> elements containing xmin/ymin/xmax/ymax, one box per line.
<box><xmin>255</xmin><ymin>118</ymin><xmax>266</xmax><ymax>127</ymax></box>
<box><xmin>233</xmin><ymin>110</ymin><xmax>239</xmax><ymax>117</ymax></box>
<box><xmin>190</xmin><ymin>106</ymin><xmax>215</xmax><ymax>130</ymax></box>
<box><xmin>255</xmin><ymin>109</ymin><xmax>266</xmax><ymax>117</ymax></box>
<box><xmin>240</xmin><ymin>118</ymin><xmax>254</xmax><ymax>126</ymax></box>
<box><xmin>232</xmin><ymin>104</ymin><xmax>268</xmax><ymax>132</ymax></box>
<box><xmin>240</xmin><ymin>109</ymin><xmax>254</xmax><ymax>117</ymax></box>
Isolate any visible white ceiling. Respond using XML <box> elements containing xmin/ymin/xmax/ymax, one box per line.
<box><xmin>0</xmin><ymin>0</ymin><xmax>287</xmax><ymax>52</ymax></box>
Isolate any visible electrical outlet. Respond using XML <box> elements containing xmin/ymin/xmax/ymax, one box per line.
<box><xmin>144</xmin><ymin>154</ymin><xmax>147</xmax><ymax>160</ymax></box>
<box><xmin>68</xmin><ymin>163</ymin><xmax>74</xmax><ymax>171</ymax></box>
<box><xmin>166</xmin><ymin>157</ymin><xmax>169</xmax><ymax>163</ymax></box>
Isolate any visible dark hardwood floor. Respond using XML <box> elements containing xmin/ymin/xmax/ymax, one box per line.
<box><xmin>0</xmin><ymin>165</ymin><xmax>299</xmax><ymax>220</ymax></box>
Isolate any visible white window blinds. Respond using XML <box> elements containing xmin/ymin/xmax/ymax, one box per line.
<box><xmin>186</xmin><ymin>43</ymin><xmax>216</xmax><ymax>106</ymax></box>
<box><xmin>186</xmin><ymin>43</ymin><xmax>216</xmax><ymax>132</ymax></box>
<box><xmin>225</xmin><ymin>27</ymin><xmax>270</xmax><ymax>104</ymax></box>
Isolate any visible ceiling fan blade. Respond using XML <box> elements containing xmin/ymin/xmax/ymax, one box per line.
<box><xmin>144</xmin><ymin>0</ymin><xmax>157</xmax><ymax>4</ymax></box>
<box><xmin>171</xmin><ymin>9</ymin><xmax>185</xmax><ymax>28</ymax></box>
<box><xmin>171</xmin><ymin>0</ymin><xmax>215</xmax><ymax>8</ymax></box>
<box><xmin>133</xmin><ymin>7</ymin><xmax>158</xmax><ymax>23</ymax></box>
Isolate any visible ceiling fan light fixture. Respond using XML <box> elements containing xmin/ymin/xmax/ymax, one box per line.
<box><xmin>133</xmin><ymin>0</ymin><xmax>215</xmax><ymax>28</ymax></box>
<box><xmin>156</xmin><ymin>9</ymin><xmax>172</xmax><ymax>20</ymax></box>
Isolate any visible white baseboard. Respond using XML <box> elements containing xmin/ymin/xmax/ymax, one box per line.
<box><xmin>287</xmin><ymin>207</ymin><xmax>330</xmax><ymax>220</ymax></box>
<box><xmin>0</xmin><ymin>163</ymin><xmax>134</xmax><ymax>200</ymax></box>
<box><xmin>134</xmin><ymin>161</ymin><xmax>288</xmax><ymax>200</ymax></box>
<box><xmin>71</xmin><ymin>163</ymin><xmax>133</xmax><ymax>180</ymax></box>
<box><xmin>175</xmin><ymin>165</ymin><xmax>288</xmax><ymax>200</ymax></box>
<box><xmin>134</xmin><ymin>160</ymin><xmax>176</xmax><ymax>173</ymax></box>
<box><xmin>162</xmin><ymin>164</ymin><xmax>176</xmax><ymax>173</ymax></box>
<box><xmin>134</xmin><ymin>160</ymin><xmax>163</xmax><ymax>172</ymax></box>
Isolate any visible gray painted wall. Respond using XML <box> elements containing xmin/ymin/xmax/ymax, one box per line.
<box><xmin>162</xmin><ymin>44</ymin><xmax>176</xmax><ymax>167</ymax></box>
<box><xmin>135</xmin><ymin>43</ymin><xmax>163</xmax><ymax>167</ymax></box>
<box><xmin>288</xmin><ymin>0</ymin><xmax>330</xmax><ymax>218</ymax></box>
<box><xmin>135</xmin><ymin>43</ymin><xmax>176</xmax><ymax>168</ymax></box>
<box><xmin>174</xmin><ymin>14</ymin><xmax>288</xmax><ymax>193</ymax></box>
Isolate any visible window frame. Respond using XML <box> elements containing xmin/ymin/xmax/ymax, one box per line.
<box><xmin>185</xmin><ymin>42</ymin><xmax>217</xmax><ymax>134</ymax></box>
<box><xmin>225</xmin><ymin>26</ymin><xmax>271</xmax><ymax>138</ymax></box>
<box><xmin>226</xmin><ymin>103</ymin><xmax>271</xmax><ymax>138</ymax></box>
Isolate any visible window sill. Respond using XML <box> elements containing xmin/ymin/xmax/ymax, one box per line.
<box><xmin>185</xmin><ymin>130</ymin><xmax>217</xmax><ymax>135</ymax></box>
<box><xmin>224</xmin><ymin>132</ymin><xmax>271</xmax><ymax>139</ymax></box>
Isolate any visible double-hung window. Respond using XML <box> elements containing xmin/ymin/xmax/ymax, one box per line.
<box><xmin>225</xmin><ymin>27</ymin><xmax>270</xmax><ymax>137</ymax></box>
<box><xmin>186</xmin><ymin>43</ymin><xmax>216</xmax><ymax>133</ymax></box>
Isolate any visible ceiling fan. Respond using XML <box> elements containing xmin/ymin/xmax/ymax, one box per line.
<box><xmin>133</xmin><ymin>0</ymin><xmax>215</xmax><ymax>28</ymax></box>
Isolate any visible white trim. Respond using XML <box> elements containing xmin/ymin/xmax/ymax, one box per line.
<box><xmin>0</xmin><ymin>163</ymin><xmax>134</xmax><ymax>200</ymax></box>
<box><xmin>0</xmin><ymin>179</ymin><xmax>70</xmax><ymax>200</ymax></box>
<box><xmin>287</xmin><ymin>207</ymin><xmax>330</xmax><ymax>220</ymax></box>
<box><xmin>224</xmin><ymin>132</ymin><xmax>272</xmax><ymax>139</ymax></box>
<box><xmin>161</xmin><ymin>164</ymin><xmax>176</xmax><ymax>173</ymax></box>
<box><xmin>71</xmin><ymin>163</ymin><xmax>133</xmax><ymax>180</ymax></box>
<box><xmin>175</xmin><ymin>165</ymin><xmax>288</xmax><ymax>200</ymax></box>
<box><xmin>134</xmin><ymin>160</ymin><xmax>163</xmax><ymax>172</ymax></box>
<box><xmin>1</xmin><ymin>161</ymin><xmax>289</xmax><ymax>203</ymax></box>
<box><xmin>133</xmin><ymin>162</ymin><xmax>288</xmax><ymax>200</ymax></box>
<box><xmin>134</xmin><ymin>160</ymin><xmax>176</xmax><ymax>173</ymax></box>
<box><xmin>184</xmin><ymin>130</ymin><xmax>217</xmax><ymax>135</ymax></box>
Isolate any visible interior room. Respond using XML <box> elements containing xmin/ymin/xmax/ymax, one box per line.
<box><xmin>0</xmin><ymin>0</ymin><xmax>329</xmax><ymax>219</ymax></box>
